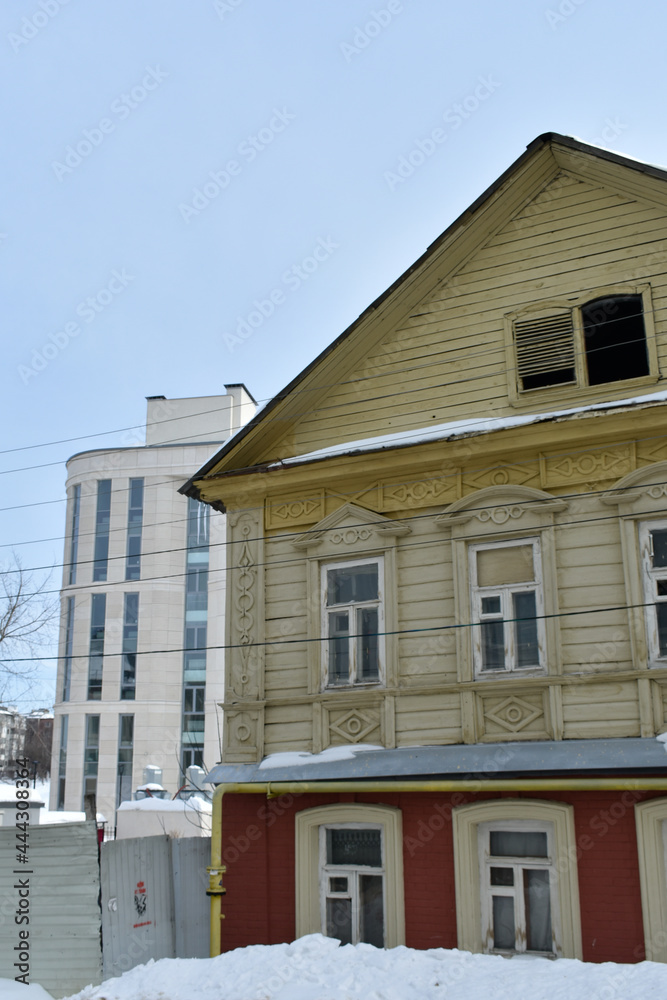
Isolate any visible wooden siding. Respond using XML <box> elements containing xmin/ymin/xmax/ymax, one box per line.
<box><xmin>287</xmin><ymin>172</ymin><xmax>667</xmax><ymax>454</ymax></box>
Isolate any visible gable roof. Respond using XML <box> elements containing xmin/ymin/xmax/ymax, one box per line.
<box><xmin>181</xmin><ymin>132</ymin><xmax>667</xmax><ymax>501</ymax></box>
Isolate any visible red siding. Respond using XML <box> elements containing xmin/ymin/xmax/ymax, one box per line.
<box><xmin>216</xmin><ymin>788</ymin><xmax>662</xmax><ymax>962</ymax></box>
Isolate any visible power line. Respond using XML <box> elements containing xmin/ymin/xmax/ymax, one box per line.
<box><xmin>5</xmin><ymin>486</ymin><xmax>667</xmax><ymax>599</ymax></box>
<box><xmin>0</xmin><ymin>598</ymin><xmax>660</xmax><ymax>663</ymax></box>
<box><xmin>0</xmin><ymin>306</ymin><xmax>655</xmax><ymax>474</ymax></box>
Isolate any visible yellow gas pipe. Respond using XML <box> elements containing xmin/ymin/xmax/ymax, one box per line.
<box><xmin>207</xmin><ymin>776</ymin><xmax>667</xmax><ymax>957</ymax></box>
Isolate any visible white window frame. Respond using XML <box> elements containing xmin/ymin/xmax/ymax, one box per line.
<box><xmin>635</xmin><ymin>798</ymin><xmax>667</xmax><ymax>962</ymax></box>
<box><xmin>453</xmin><ymin>800</ymin><xmax>582</xmax><ymax>958</ymax></box>
<box><xmin>295</xmin><ymin>804</ymin><xmax>405</xmax><ymax>948</ymax></box>
<box><xmin>321</xmin><ymin>557</ymin><xmax>385</xmax><ymax>688</ymax></box>
<box><xmin>639</xmin><ymin>520</ymin><xmax>667</xmax><ymax>665</ymax></box>
<box><xmin>469</xmin><ymin>537</ymin><xmax>546</xmax><ymax>677</ymax></box>
<box><xmin>478</xmin><ymin>819</ymin><xmax>557</xmax><ymax>956</ymax></box>
<box><xmin>319</xmin><ymin>822</ymin><xmax>385</xmax><ymax>946</ymax></box>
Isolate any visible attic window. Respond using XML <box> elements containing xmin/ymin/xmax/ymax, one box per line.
<box><xmin>581</xmin><ymin>295</ymin><xmax>648</xmax><ymax>384</ymax></box>
<box><xmin>513</xmin><ymin>293</ymin><xmax>651</xmax><ymax>394</ymax></box>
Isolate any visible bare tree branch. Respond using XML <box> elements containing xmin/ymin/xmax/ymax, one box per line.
<box><xmin>0</xmin><ymin>555</ymin><xmax>58</xmax><ymax>702</ymax></box>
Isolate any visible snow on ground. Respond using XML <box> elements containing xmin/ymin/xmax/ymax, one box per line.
<box><xmin>59</xmin><ymin>934</ymin><xmax>667</xmax><ymax>1000</ymax></box>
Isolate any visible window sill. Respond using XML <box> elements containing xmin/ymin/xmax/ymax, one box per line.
<box><xmin>509</xmin><ymin>373</ymin><xmax>661</xmax><ymax>410</ymax></box>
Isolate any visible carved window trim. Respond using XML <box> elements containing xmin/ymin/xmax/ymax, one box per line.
<box><xmin>452</xmin><ymin>800</ymin><xmax>582</xmax><ymax>959</ymax></box>
<box><xmin>635</xmin><ymin>797</ymin><xmax>667</xmax><ymax>962</ymax></box>
<box><xmin>437</xmin><ymin>486</ymin><xmax>565</xmax><ymax>683</ymax></box>
<box><xmin>321</xmin><ymin>556</ymin><xmax>385</xmax><ymax>689</ymax></box>
<box><xmin>601</xmin><ymin>463</ymin><xmax>667</xmax><ymax>673</ymax></box>
<box><xmin>504</xmin><ymin>284</ymin><xmax>659</xmax><ymax>408</ymax></box>
<box><xmin>294</xmin><ymin>503</ymin><xmax>407</xmax><ymax>695</ymax></box>
<box><xmin>639</xmin><ymin>520</ymin><xmax>667</xmax><ymax>667</ymax></box>
<box><xmin>295</xmin><ymin>803</ymin><xmax>405</xmax><ymax>947</ymax></box>
<box><xmin>469</xmin><ymin>537</ymin><xmax>546</xmax><ymax>677</ymax></box>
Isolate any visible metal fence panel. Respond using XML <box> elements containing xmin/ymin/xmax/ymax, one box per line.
<box><xmin>0</xmin><ymin>821</ymin><xmax>102</xmax><ymax>998</ymax></box>
<box><xmin>171</xmin><ymin>836</ymin><xmax>211</xmax><ymax>958</ymax></box>
<box><xmin>100</xmin><ymin>834</ymin><xmax>175</xmax><ymax>977</ymax></box>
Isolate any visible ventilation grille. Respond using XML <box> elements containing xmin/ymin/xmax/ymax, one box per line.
<box><xmin>514</xmin><ymin>312</ymin><xmax>576</xmax><ymax>390</ymax></box>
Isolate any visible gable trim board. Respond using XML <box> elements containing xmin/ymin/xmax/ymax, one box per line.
<box><xmin>181</xmin><ymin>133</ymin><xmax>667</xmax><ymax>496</ymax></box>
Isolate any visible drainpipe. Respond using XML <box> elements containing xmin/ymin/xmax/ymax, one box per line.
<box><xmin>207</xmin><ymin>776</ymin><xmax>667</xmax><ymax>958</ymax></box>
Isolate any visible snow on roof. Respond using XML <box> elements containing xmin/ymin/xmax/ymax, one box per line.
<box><xmin>135</xmin><ymin>782</ymin><xmax>166</xmax><ymax>791</ymax></box>
<box><xmin>268</xmin><ymin>389</ymin><xmax>667</xmax><ymax>468</ymax></box>
<box><xmin>259</xmin><ymin>744</ymin><xmax>385</xmax><ymax>770</ymax></box>
<box><xmin>208</xmin><ymin>738</ymin><xmax>667</xmax><ymax>785</ymax></box>
<box><xmin>39</xmin><ymin>811</ymin><xmax>106</xmax><ymax>824</ymax></box>
<box><xmin>57</xmin><ymin>932</ymin><xmax>667</xmax><ymax>1000</ymax></box>
<box><xmin>0</xmin><ymin>783</ymin><xmax>44</xmax><ymax>804</ymax></box>
<box><xmin>118</xmin><ymin>795</ymin><xmax>212</xmax><ymax>813</ymax></box>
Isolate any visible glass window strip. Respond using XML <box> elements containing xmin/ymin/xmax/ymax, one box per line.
<box><xmin>181</xmin><ymin>498</ymin><xmax>209</xmax><ymax>771</ymax></box>
<box><xmin>121</xmin><ymin>593</ymin><xmax>139</xmax><ymax>700</ymax></box>
<box><xmin>116</xmin><ymin>714</ymin><xmax>134</xmax><ymax>806</ymax></box>
<box><xmin>87</xmin><ymin>594</ymin><xmax>106</xmax><ymax>700</ymax></box>
<box><xmin>68</xmin><ymin>484</ymin><xmax>81</xmax><ymax>585</ymax></box>
<box><xmin>57</xmin><ymin>716</ymin><xmax>68</xmax><ymax>810</ymax></box>
<box><xmin>62</xmin><ymin>596</ymin><xmax>75</xmax><ymax>701</ymax></box>
<box><xmin>93</xmin><ymin>480</ymin><xmax>112</xmax><ymax>582</ymax></box>
<box><xmin>125</xmin><ymin>478</ymin><xmax>144</xmax><ymax>580</ymax></box>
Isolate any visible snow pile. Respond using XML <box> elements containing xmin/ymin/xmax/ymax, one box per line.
<box><xmin>62</xmin><ymin>934</ymin><xmax>667</xmax><ymax>1000</ymax></box>
<box><xmin>117</xmin><ymin>795</ymin><xmax>211</xmax><ymax>813</ymax></box>
<box><xmin>0</xmin><ymin>981</ymin><xmax>55</xmax><ymax>999</ymax></box>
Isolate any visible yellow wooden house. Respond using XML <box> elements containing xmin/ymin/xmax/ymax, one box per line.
<box><xmin>183</xmin><ymin>133</ymin><xmax>667</xmax><ymax>963</ymax></box>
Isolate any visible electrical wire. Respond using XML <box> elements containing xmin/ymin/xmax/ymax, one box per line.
<box><xmin>0</xmin><ymin>305</ymin><xmax>655</xmax><ymax>475</ymax></box>
<box><xmin>1</xmin><ymin>598</ymin><xmax>661</xmax><ymax>663</ymax></box>
<box><xmin>5</xmin><ymin>487</ymin><xmax>667</xmax><ymax>600</ymax></box>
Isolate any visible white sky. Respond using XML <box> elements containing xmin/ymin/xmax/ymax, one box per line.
<box><xmin>2</xmin><ymin>0</ymin><xmax>667</xmax><ymax>706</ymax></box>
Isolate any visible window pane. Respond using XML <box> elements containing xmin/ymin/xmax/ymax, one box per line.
<box><xmin>513</xmin><ymin>591</ymin><xmax>539</xmax><ymax>667</ymax></box>
<box><xmin>326</xmin><ymin>897</ymin><xmax>352</xmax><ymax>945</ymax></box>
<box><xmin>481</xmin><ymin>595</ymin><xmax>501</xmax><ymax>615</ymax></box>
<box><xmin>329</xmin><ymin>877</ymin><xmax>348</xmax><ymax>893</ymax></box>
<box><xmin>360</xmin><ymin>874</ymin><xmax>384</xmax><ymax>948</ymax></box>
<box><xmin>328</xmin><ymin>612</ymin><xmax>349</xmax><ymax>683</ymax></box>
<box><xmin>477</xmin><ymin>545</ymin><xmax>534</xmax><ymax>587</ymax></box>
<box><xmin>524</xmin><ymin>869</ymin><xmax>552</xmax><ymax>952</ymax></box>
<box><xmin>652</xmin><ymin>530</ymin><xmax>667</xmax><ymax>568</ymax></box>
<box><xmin>481</xmin><ymin>620</ymin><xmax>505</xmax><ymax>670</ymax></box>
<box><xmin>327</xmin><ymin>564</ymin><xmax>378</xmax><ymax>606</ymax></box>
<box><xmin>326</xmin><ymin>828</ymin><xmax>382</xmax><ymax>867</ymax></box>
<box><xmin>582</xmin><ymin>295</ymin><xmax>648</xmax><ymax>386</ymax></box>
<box><xmin>490</xmin><ymin>867</ymin><xmax>514</xmax><ymax>886</ymax></box>
<box><xmin>357</xmin><ymin>607</ymin><xmax>379</xmax><ymax>681</ymax></box>
<box><xmin>657</xmin><ymin>603</ymin><xmax>667</xmax><ymax>656</ymax></box>
<box><xmin>490</xmin><ymin>830</ymin><xmax>548</xmax><ymax>858</ymax></box>
<box><xmin>492</xmin><ymin>895</ymin><xmax>515</xmax><ymax>950</ymax></box>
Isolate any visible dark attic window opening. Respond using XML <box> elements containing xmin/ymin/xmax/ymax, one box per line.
<box><xmin>581</xmin><ymin>295</ymin><xmax>649</xmax><ymax>385</ymax></box>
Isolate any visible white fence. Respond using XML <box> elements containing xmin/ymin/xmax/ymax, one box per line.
<box><xmin>0</xmin><ymin>820</ymin><xmax>103</xmax><ymax>997</ymax></box>
<box><xmin>100</xmin><ymin>834</ymin><xmax>211</xmax><ymax>977</ymax></box>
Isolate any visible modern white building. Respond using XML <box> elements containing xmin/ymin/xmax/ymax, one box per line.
<box><xmin>49</xmin><ymin>386</ymin><xmax>255</xmax><ymax>824</ymax></box>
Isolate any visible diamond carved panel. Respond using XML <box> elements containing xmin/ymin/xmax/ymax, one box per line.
<box><xmin>478</xmin><ymin>691</ymin><xmax>550</xmax><ymax>741</ymax></box>
<box><xmin>327</xmin><ymin>707</ymin><xmax>381</xmax><ymax>745</ymax></box>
